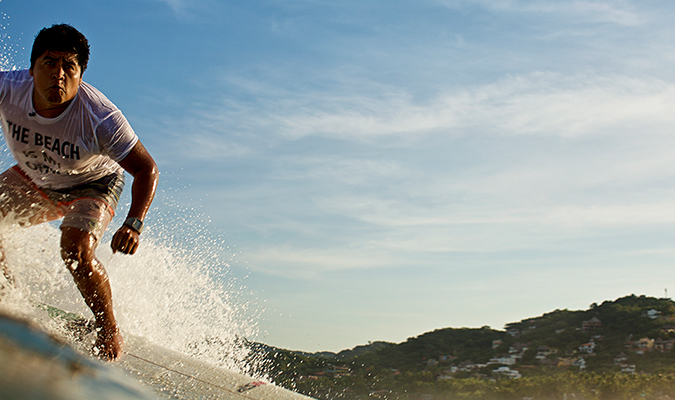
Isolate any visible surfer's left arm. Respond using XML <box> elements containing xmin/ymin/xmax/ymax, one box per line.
<box><xmin>111</xmin><ymin>141</ymin><xmax>159</xmax><ymax>255</ymax></box>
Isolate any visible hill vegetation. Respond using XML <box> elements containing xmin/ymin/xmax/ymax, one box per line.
<box><xmin>260</xmin><ymin>294</ymin><xmax>675</xmax><ymax>400</ymax></box>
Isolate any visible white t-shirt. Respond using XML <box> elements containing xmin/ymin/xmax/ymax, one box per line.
<box><xmin>0</xmin><ymin>70</ymin><xmax>138</xmax><ymax>189</ymax></box>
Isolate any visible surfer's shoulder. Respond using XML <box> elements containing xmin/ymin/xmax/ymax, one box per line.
<box><xmin>0</xmin><ymin>69</ymin><xmax>32</xmax><ymax>86</ymax></box>
<box><xmin>76</xmin><ymin>81</ymin><xmax>123</xmax><ymax>116</ymax></box>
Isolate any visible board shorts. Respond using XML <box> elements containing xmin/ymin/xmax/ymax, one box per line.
<box><xmin>0</xmin><ymin>166</ymin><xmax>124</xmax><ymax>241</ymax></box>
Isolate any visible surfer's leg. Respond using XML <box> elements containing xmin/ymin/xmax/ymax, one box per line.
<box><xmin>60</xmin><ymin>226</ymin><xmax>122</xmax><ymax>361</ymax></box>
<box><xmin>56</xmin><ymin>195</ymin><xmax>119</xmax><ymax>360</ymax></box>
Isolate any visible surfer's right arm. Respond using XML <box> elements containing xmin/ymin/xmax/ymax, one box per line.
<box><xmin>111</xmin><ymin>141</ymin><xmax>158</xmax><ymax>255</ymax></box>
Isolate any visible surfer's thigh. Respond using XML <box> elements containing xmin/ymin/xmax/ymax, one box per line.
<box><xmin>57</xmin><ymin>173</ymin><xmax>123</xmax><ymax>242</ymax></box>
<box><xmin>60</xmin><ymin>198</ymin><xmax>114</xmax><ymax>243</ymax></box>
<box><xmin>0</xmin><ymin>167</ymin><xmax>62</xmax><ymax>227</ymax></box>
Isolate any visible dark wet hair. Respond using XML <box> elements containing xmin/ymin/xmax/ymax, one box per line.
<box><xmin>30</xmin><ymin>24</ymin><xmax>90</xmax><ymax>72</ymax></box>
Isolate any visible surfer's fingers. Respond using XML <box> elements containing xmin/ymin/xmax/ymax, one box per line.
<box><xmin>111</xmin><ymin>227</ymin><xmax>124</xmax><ymax>248</ymax></box>
<box><xmin>110</xmin><ymin>230</ymin><xmax>124</xmax><ymax>253</ymax></box>
<box><xmin>125</xmin><ymin>233</ymin><xmax>140</xmax><ymax>254</ymax></box>
<box><xmin>116</xmin><ymin>240</ymin><xmax>135</xmax><ymax>254</ymax></box>
<box><xmin>110</xmin><ymin>226</ymin><xmax>139</xmax><ymax>255</ymax></box>
<box><xmin>127</xmin><ymin>240</ymin><xmax>139</xmax><ymax>255</ymax></box>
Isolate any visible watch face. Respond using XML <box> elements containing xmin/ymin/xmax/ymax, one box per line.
<box><xmin>125</xmin><ymin>218</ymin><xmax>143</xmax><ymax>233</ymax></box>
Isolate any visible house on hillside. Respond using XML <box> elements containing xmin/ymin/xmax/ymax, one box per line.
<box><xmin>326</xmin><ymin>365</ymin><xmax>351</xmax><ymax>377</ymax></box>
<box><xmin>557</xmin><ymin>358</ymin><xmax>574</xmax><ymax>367</ymax></box>
<box><xmin>579</xmin><ymin>341</ymin><xmax>595</xmax><ymax>354</ymax></box>
<box><xmin>614</xmin><ymin>352</ymin><xmax>628</xmax><ymax>365</ymax></box>
<box><xmin>535</xmin><ymin>346</ymin><xmax>555</xmax><ymax>360</ymax></box>
<box><xmin>622</xmin><ymin>364</ymin><xmax>636</xmax><ymax>374</ymax></box>
<box><xmin>582</xmin><ymin>317</ymin><xmax>602</xmax><ymax>331</ymax></box>
<box><xmin>507</xmin><ymin>328</ymin><xmax>520</xmax><ymax>338</ymax></box>
<box><xmin>489</xmin><ymin>355</ymin><xmax>518</xmax><ymax>366</ymax></box>
<box><xmin>492</xmin><ymin>366</ymin><xmax>521</xmax><ymax>379</ymax></box>
<box><xmin>634</xmin><ymin>338</ymin><xmax>654</xmax><ymax>354</ymax></box>
<box><xmin>458</xmin><ymin>361</ymin><xmax>476</xmax><ymax>371</ymax></box>
<box><xmin>509</xmin><ymin>343</ymin><xmax>528</xmax><ymax>355</ymax></box>
<box><xmin>572</xmin><ymin>358</ymin><xmax>587</xmax><ymax>370</ymax></box>
<box><xmin>644</xmin><ymin>309</ymin><xmax>662</xmax><ymax>319</ymax></box>
<box><xmin>637</xmin><ymin>338</ymin><xmax>654</xmax><ymax>349</ymax></box>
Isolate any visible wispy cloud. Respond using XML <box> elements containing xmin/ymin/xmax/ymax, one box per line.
<box><xmin>272</xmin><ymin>74</ymin><xmax>675</xmax><ymax>139</ymax></box>
<box><xmin>148</xmin><ymin>0</ymin><xmax>216</xmax><ymax>18</ymax></box>
<box><xmin>154</xmin><ymin>67</ymin><xmax>675</xmax><ymax>279</ymax></box>
<box><xmin>164</xmin><ymin>71</ymin><xmax>675</xmax><ymax>151</ymax></box>
<box><xmin>437</xmin><ymin>0</ymin><xmax>644</xmax><ymax>26</ymax></box>
<box><xmin>152</xmin><ymin>0</ymin><xmax>188</xmax><ymax>13</ymax></box>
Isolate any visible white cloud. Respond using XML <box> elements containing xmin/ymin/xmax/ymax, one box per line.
<box><xmin>243</xmin><ymin>245</ymin><xmax>395</xmax><ymax>278</ymax></box>
<box><xmin>163</xmin><ymin>71</ymin><xmax>675</xmax><ymax>160</ymax></box>
<box><xmin>278</xmin><ymin>157</ymin><xmax>405</xmax><ymax>187</ymax></box>
<box><xmin>221</xmin><ymin>72</ymin><xmax>675</xmax><ymax>141</ymax></box>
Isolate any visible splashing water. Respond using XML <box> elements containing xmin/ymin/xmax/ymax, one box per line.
<box><xmin>0</xmin><ymin>13</ymin><xmax>269</xmax><ymax>379</ymax></box>
<box><xmin>0</xmin><ymin>11</ymin><xmax>24</xmax><ymax>71</ymax></box>
<box><xmin>0</xmin><ymin>208</ymin><xmax>265</xmax><ymax>377</ymax></box>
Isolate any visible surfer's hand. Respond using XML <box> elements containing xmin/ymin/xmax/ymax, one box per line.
<box><xmin>111</xmin><ymin>225</ymin><xmax>140</xmax><ymax>255</ymax></box>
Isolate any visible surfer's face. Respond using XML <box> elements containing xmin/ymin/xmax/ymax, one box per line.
<box><xmin>29</xmin><ymin>50</ymin><xmax>83</xmax><ymax>117</ymax></box>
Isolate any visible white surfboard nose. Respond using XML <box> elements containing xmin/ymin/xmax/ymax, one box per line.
<box><xmin>0</xmin><ymin>312</ymin><xmax>158</xmax><ymax>400</ymax></box>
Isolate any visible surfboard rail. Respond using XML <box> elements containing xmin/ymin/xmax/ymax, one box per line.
<box><xmin>0</xmin><ymin>307</ymin><xmax>315</xmax><ymax>400</ymax></box>
<box><xmin>118</xmin><ymin>333</ymin><xmax>314</xmax><ymax>400</ymax></box>
<box><xmin>0</xmin><ymin>312</ymin><xmax>157</xmax><ymax>400</ymax></box>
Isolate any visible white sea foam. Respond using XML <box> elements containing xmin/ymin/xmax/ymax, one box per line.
<box><xmin>0</xmin><ymin>217</ymin><xmax>264</xmax><ymax>377</ymax></box>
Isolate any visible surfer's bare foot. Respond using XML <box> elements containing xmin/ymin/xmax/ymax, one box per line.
<box><xmin>93</xmin><ymin>323</ymin><xmax>123</xmax><ymax>361</ymax></box>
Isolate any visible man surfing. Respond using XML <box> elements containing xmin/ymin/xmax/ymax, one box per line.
<box><xmin>0</xmin><ymin>24</ymin><xmax>159</xmax><ymax>361</ymax></box>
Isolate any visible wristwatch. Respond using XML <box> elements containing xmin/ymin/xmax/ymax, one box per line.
<box><xmin>124</xmin><ymin>217</ymin><xmax>144</xmax><ymax>234</ymax></box>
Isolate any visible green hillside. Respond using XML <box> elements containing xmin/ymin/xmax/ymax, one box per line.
<box><xmin>262</xmin><ymin>294</ymin><xmax>675</xmax><ymax>400</ymax></box>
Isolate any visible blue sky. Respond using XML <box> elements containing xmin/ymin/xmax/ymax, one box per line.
<box><xmin>3</xmin><ymin>0</ymin><xmax>675</xmax><ymax>352</ymax></box>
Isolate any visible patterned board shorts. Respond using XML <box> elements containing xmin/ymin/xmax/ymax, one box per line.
<box><xmin>0</xmin><ymin>166</ymin><xmax>125</xmax><ymax>241</ymax></box>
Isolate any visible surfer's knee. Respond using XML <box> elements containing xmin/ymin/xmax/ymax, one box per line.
<box><xmin>60</xmin><ymin>227</ymin><xmax>97</xmax><ymax>273</ymax></box>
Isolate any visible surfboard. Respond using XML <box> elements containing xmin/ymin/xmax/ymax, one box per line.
<box><xmin>0</xmin><ymin>306</ymin><xmax>315</xmax><ymax>400</ymax></box>
<box><xmin>0</xmin><ymin>311</ymin><xmax>157</xmax><ymax>400</ymax></box>
<box><xmin>117</xmin><ymin>334</ymin><xmax>312</xmax><ymax>400</ymax></box>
